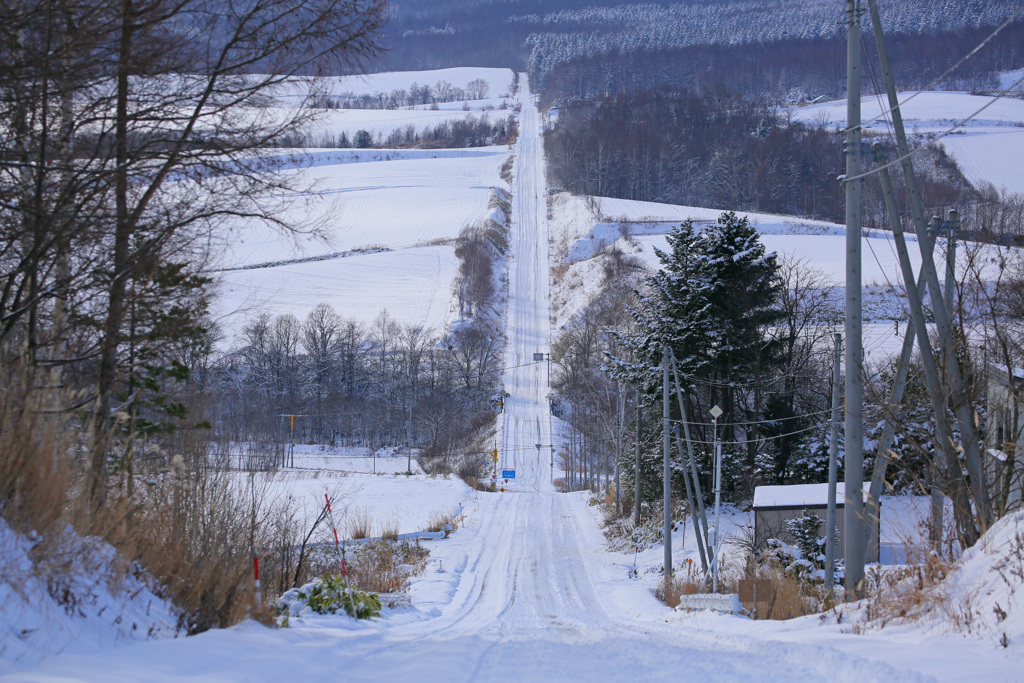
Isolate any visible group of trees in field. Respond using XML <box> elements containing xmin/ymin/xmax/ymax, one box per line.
<box><xmin>196</xmin><ymin>306</ymin><xmax>502</xmax><ymax>476</ymax></box>
<box><xmin>545</xmin><ymin>87</ymin><xmax>980</xmax><ymax>228</ymax></box>
<box><xmin>310</xmin><ymin>77</ymin><xmax>496</xmax><ymax>110</ymax></box>
<box><xmin>554</xmin><ymin>207</ymin><xmax>1024</xmax><ymax>549</ymax></box>
<box><xmin>283</xmin><ymin>112</ymin><xmax>518</xmax><ymax>150</ymax></box>
<box><xmin>553</xmin><ymin>214</ymin><xmax>838</xmax><ymax>503</ymax></box>
<box><xmin>0</xmin><ymin>0</ymin><xmax>385</xmax><ymax>510</ymax></box>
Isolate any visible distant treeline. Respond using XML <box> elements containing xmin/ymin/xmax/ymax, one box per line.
<box><xmin>277</xmin><ymin>113</ymin><xmax>518</xmax><ymax>149</ymax></box>
<box><xmin>540</xmin><ymin>22</ymin><xmax>1024</xmax><ymax>105</ymax></box>
<box><xmin>309</xmin><ymin>77</ymin><xmax>500</xmax><ymax>110</ymax></box>
<box><xmin>545</xmin><ymin>87</ymin><xmax>978</xmax><ymax>228</ymax></box>
<box><xmin>375</xmin><ymin>0</ymin><xmax>1024</xmax><ymax>103</ymax></box>
<box><xmin>201</xmin><ymin>305</ymin><xmax>502</xmax><ymax>476</ymax></box>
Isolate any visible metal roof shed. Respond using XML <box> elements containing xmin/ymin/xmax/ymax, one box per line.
<box><xmin>752</xmin><ymin>483</ymin><xmax>879</xmax><ymax>562</ymax></box>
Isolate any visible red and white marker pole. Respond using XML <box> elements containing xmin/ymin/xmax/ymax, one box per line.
<box><xmin>324</xmin><ymin>494</ymin><xmax>356</xmax><ymax>614</ymax></box>
<box><xmin>252</xmin><ymin>549</ymin><xmax>261</xmax><ymax>604</ymax></box>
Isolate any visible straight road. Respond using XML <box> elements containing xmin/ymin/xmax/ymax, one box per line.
<box><xmin>3</xmin><ymin>75</ymin><xmax>936</xmax><ymax>683</ymax></box>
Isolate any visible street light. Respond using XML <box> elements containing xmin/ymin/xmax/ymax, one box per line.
<box><xmin>533</xmin><ymin>351</ymin><xmax>551</xmax><ymax>378</ymax></box>
<box><xmin>709</xmin><ymin>404</ymin><xmax>723</xmax><ymax>592</ymax></box>
<box><xmin>536</xmin><ymin>443</ymin><xmax>555</xmax><ymax>482</ymax></box>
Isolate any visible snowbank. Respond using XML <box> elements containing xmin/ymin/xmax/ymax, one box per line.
<box><xmin>933</xmin><ymin>510</ymin><xmax>1024</xmax><ymax>649</ymax></box>
<box><xmin>0</xmin><ymin>519</ymin><xmax>179</xmax><ymax>676</ymax></box>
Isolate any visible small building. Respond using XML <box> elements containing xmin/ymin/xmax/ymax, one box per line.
<box><xmin>986</xmin><ymin>364</ymin><xmax>1024</xmax><ymax>513</ymax></box>
<box><xmin>752</xmin><ymin>482</ymin><xmax>879</xmax><ymax>562</ymax></box>
<box><xmin>810</xmin><ymin>95</ymin><xmax>833</xmax><ymax>104</ymax></box>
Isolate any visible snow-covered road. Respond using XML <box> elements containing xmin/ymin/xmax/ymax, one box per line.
<box><xmin>4</xmin><ymin>75</ymin><xmax>991</xmax><ymax>683</ymax></box>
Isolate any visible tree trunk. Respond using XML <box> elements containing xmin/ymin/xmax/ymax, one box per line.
<box><xmin>90</xmin><ymin>0</ymin><xmax>134</xmax><ymax>512</ymax></box>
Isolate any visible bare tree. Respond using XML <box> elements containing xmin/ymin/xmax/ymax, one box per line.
<box><xmin>1</xmin><ymin>0</ymin><xmax>385</xmax><ymax>509</ymax></box>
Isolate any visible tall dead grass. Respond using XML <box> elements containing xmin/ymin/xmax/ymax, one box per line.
<box><xmin>0</xmin><ymin>371</ymin><xmax>74</xmax><ymax>537</ymax></box>
<box><xmin>347</xmin><ymin>507</ymin><xmax>374</xmax><ymax>539</ymax></box>
<box><xmin>0</xmin><ymin>372</ymin><xmax>282</xmax><ymax>633</ymax></box>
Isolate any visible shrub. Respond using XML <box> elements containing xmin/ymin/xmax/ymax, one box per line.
<box><xmin>296</xmin><ymin>574</ymin><xmax>381</xmax><ymax>619</ymax></box>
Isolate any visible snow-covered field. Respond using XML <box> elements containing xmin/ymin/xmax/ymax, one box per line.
<box><xmin>258</xmin><ymin>470</ymin><xmax>475</xmax><ymax>538</ymax></box>
<box><xmin>267</xmin><ymin>67</ymin><xmax>517</xmax><ymax>142</ymax></box>
<box><xmin>205</xmin><ymin>68</ymin><xmax>514</xmax><ymax>339</ymax></box>
<box><xmin>215</xmin><ymin>244</ymin><xmax>460</xmax><ymax>333</ymax></box>
<box><xmin>789</xmin><ymin>88</ymin><xmax>1024</xmax><ymax>194</ymax></box>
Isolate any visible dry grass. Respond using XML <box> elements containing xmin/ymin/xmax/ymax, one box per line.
<box><xmin>500</xmin><ymin>155</ymin><xmax>514</xmax><ymax>184</ymax></box>
<box><xmin>100</xmin><ymin>436</ymin><xmax>282</xmax><ymax>632</ymax></box>
<box><xmin>425</xmin><ymin>507</ymin><xmax>457</xmax><ymax>533</ymax></box>
<box><xmin>346</xmin><ymin>507</ymin><xmax>374</xmax><ymax>539</ymax></box>
<box><xmin>0</xmin><ymin>371</ymin><xmax>286</xmax><ymax>633</ymax></box>
<box><xmin>656</xmin><ymin>575</ymin><xmax>703</xmax><ymax>608</ymax></box>
<box><xmin>847</xmin><ymin>553</ymin><xmax>953</xmax><ymax>630</ymax></box>
<box><xmin>346</xmin><ymin>540</ymin><xmax>427</xmax><ymax>594</ymax></box>
<box><xmin>378</xmin><ymin>515</ymin><xmax>399</xmax><ymax>542</ymax></box>
<box><xmin>0</xmin><ymin>371</ymin><xmax>74</xmax><ymax>537</ymax></box>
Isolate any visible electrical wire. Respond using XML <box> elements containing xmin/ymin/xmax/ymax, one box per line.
<box><xmin>664</xmin><ymin>407</ymin><xmax>833</xmax><ymax>428</ymax></box>
<box><xmin>681</xmin><ymin>422</ymin><xmax>824</xmax><ymax>447</ymax></box>
<box><xmin>844</xmin><ymin>6</ymin><xmax>1024</xmax><ymax>136</ymax></box>
<box><xmin>843</xmin><ymin>71</ymin><xmax>1024</xmax><ymax>184</ymax></box>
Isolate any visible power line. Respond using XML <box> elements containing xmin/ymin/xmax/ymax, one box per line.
<box><xmin>665</xmin><ymin>407</ymin><xmax>833</xmax><ymax>428</ymax></box>
<box><xmin>682</xmin><ymin>422</ymin><xmax>824</xmax><ymax>447</ymax></box>
<box><xmin>843</xmin><ymin>71</ymin><xmax>1024</xmax><ymax>184</ymax></box>
<box><xmin>843</xmin><ymin>7</ymin><xmax>1024</xmax><ymax>136</ymax></box>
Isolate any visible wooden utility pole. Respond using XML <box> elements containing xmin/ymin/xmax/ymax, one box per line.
<box><xmin>873</xmin><ymin>147</ymin><xmax>974</xmax><ymax>541</ymax></box>
<box><xmin>843</xmin><ymin>0</ymin><xmax>867</xmax><ymax>599</ymax></box>
<box><xmin>866</xmin><ymin>0</ymin><xmax>991</xmax><ymax>535</ymax></box>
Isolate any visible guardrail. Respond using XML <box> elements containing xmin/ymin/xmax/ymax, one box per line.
<box><xmin>675</xmin><ymin>593</ymin><xmax>741</xmax><ymax>615</ymax></box>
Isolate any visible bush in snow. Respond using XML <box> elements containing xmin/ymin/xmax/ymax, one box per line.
<box><xmin>277</xmin><ymin>574</ymin><xmax>382</xmax><ymax>621</ymax></box>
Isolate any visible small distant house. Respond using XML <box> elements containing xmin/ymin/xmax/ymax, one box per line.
<box><xmin>810</xmin><ymin>95</ymin><xmax>832</xmax><ymax>104</ymax></box>
<box><xmin>986</xmin><ymin>364</ymin><xmax>1024</xmax><ymax>512</ymax></box>
<box><xmin>752</xmin><ymin>483</ymin><xmax>879</xmax><ymax>562</ymax></box>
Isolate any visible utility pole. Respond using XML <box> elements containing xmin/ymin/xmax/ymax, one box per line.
<box><xmin>662</xmin><ymin>345</ymin><xmax>672</xmax><ymax>584</ymax></box>
<box><xmin>710</xmin><ymin>404</ymin><xmax>723</xmax><ymax>591</ymax></box>
<box><xmin>616</xmin><ymin>385</ymin><xmax>623</xmax><ymax>514</ymax></box>
<box><xmin>874</xmin><ymin>145</ymin><xmax>971</xmax><ymax>545</ymax></box>
<box><xmin>670</xmin><ymin>352</ymin><xmax>711</xmax><ymax>568</ymax></box>
<box><xmin>931</xmin><ymin>209</ymin><xmax>958</xmax><ymax>549</ymax></box>
<box><xmin>843</xmin><ymin>0</ymin><xmax>867</xmax><ymax>600</ymax></box>
<box><xmin>825</xmin><ymin>334</ymin><xmax>842</xmax><ymax>589</ymax></box>
<box><xmin>867</xmin><ymin>0</ymin><xmax>991</xmax><ymax>535</ymax></box>
<box><xmin>634</xmin><ymin>399</ymin><xmax>642</xmax><ymax>526</ymax></box>
<box><xmin>406</xmin><ymin>402</ymin><xmax>413</xmax><ymax>475</ymax></box>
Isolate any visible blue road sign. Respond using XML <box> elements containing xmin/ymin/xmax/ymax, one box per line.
<box><xmin>502</xmin><ymin>469</ymin><xmax>516</xmax><ymax>479</ymax></box>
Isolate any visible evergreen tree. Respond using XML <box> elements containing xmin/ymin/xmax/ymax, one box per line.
<box><xmin>610</xmin><ymin>212</ymin><xmax>783</xmax><ymax>497</ymax></box>
<box><xmin>610</xmin><ymin>218</ymin><xmax>712</xmax><ymax>394</ymax></box>
<box><xmin>699</xmin><ymin>211</ymin><xmax>784</xmax><ymax>384</ymax></box>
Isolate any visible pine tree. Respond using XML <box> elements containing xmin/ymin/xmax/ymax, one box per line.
<box><xmin>609</xmin><ymin>212</ymin><xmax>783</xmax><ymax>497</ymax></box>
<box><xmin>609</xmin><ymin>218</ymin><xmax>712</xmax><ymax>394</ymax></box>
